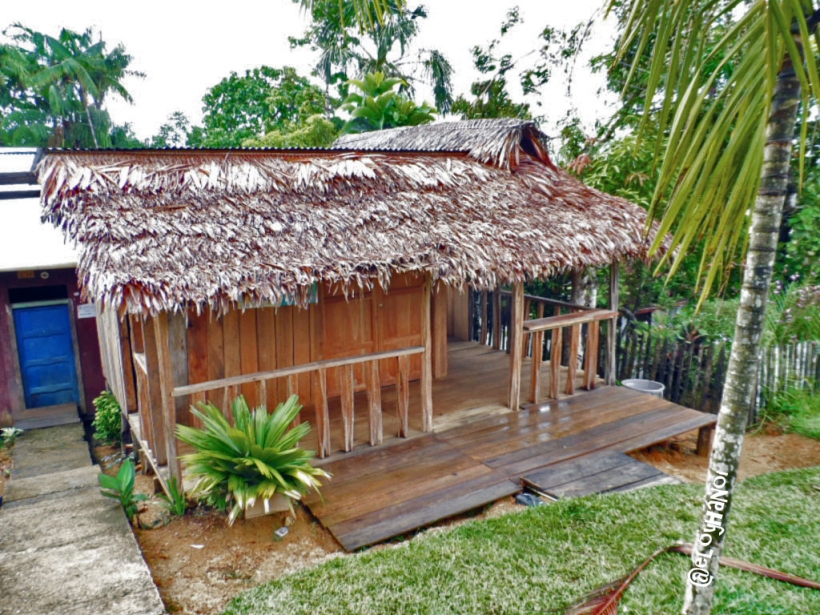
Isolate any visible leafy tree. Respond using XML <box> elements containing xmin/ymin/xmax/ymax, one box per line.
<box><xmin>291</xmin><ymin>0</ymin><xmax>453</xmax><ymax>112</ymax></box>
<box><xmin>615</xmin><ymin>1</ymin><xmax>820</xmax><ymax>613</ymax></box>
<box><xmin>197</xmin><ymin>66</ymin><xmax>329</xmax><ymax>147</ymax></box>
<box><xmin>0</xmin><ymin>23</ymin><xmax>142</xmax><ymax>148</ymax></box>
<box><xmin>340</xmin><ymin>71</ymin><xmax>435</xmax><ymax>133</ymax></box>
<box><xmin>150</xmin><ymin>111</ymin><xmax>195</xmax><ymax>148</ymax></box>
<box><xmin>243</xmin><ymin>114</ymin><xmax>338</xmax><ymax>148</ymax></box>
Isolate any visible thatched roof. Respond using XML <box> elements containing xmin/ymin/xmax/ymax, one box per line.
<box><xmin>39</xmin><ymin>120</ymin><xmax>663</xmax><ymax>315</ymax></box>
<box><xmin>334</xmin><ymin>119</ymin><xmax>552</xmax><ymax>170</ymax></box>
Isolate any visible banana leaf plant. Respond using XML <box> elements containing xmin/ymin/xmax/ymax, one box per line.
<box><xmin>177</xmin><ymin>394</ymin><xmax>329</xmax><ymax>525</ymax></box>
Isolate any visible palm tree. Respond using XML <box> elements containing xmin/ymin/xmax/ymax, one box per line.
<box><xmin>613</xmin><ymin>1</ymin><xmax>820</xmax><ymax>613</ymax></box>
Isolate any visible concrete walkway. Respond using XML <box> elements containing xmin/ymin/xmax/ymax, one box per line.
<box><xmin>0</xmin><ymin>424</ymin><xmax>165</xmax><ymax>615</ymax></box>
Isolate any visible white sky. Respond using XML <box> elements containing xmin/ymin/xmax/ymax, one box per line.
<box><xmin>3</xmin><ymin>0</ymin><xmax>619</xmax><ymax>142</ymax></box>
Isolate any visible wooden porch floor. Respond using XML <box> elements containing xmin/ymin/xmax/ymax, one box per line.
<box><xmin>304</xmin><ymin>344</ymin><xmax>716</xmax><ymax>551</ymax></box>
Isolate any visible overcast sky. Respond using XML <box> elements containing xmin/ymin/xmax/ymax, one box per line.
<box><xmin>4</xmin><ymin>0</ymin><xmax>619</xmax><ymax>142</ymax></box>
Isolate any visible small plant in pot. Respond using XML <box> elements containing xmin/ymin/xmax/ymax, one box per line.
<box><xmin>176</xmin><ymin>394</ymin><xmax>329</xmax><ymax>525</ymax></box>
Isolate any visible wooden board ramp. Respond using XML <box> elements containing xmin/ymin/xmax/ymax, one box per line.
<box><xmin>522</xmin><ymin>451</ymin><xmax>679</xmax><ymax>500</ymax></box>
<box><xmin>303</xmin><ymin>435</ymin><xmax>520</xmax><ymax>551</ymax></box>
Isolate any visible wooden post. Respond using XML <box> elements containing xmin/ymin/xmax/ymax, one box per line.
<box><xmin>141</xmin><ymin>317</ymin><xmax>168</xmax><ymax>465</ymax></box>
<box><xmin>152</xmin><ymin>313</ymin><xmax>182</xmax><ymax>481</ymax></box>
<box><xmin>549</xmin><ymin>326</ymin><xmax>563</xmax><ymax>399</ymax></box>
<box><xmin>314</xmin><ymin>368</ymin><xmax>330</xmax><ymax>458</ymax></box>
<box><xmin>530</xmin><ymin>330</ymin><xmax>544</xmax><ymax>403</ymax></box>
<box><xmin>507</xmin><ymin>283</ymin><xmax>525</xmax><ymax>410</ymax></box>
<box><xmin>367</xmin><ymin>360</ymin><xmax>383</xmax><ymax>446</ymax></box>
<box><xmin>606</xmin><ymin>262</ymin><xmax>620</xmax><ymax>385</ymax></box>
<box><xmin>397</xmin><ymin>354</ymin><xmax>410</xmax><ymax>436</ymax></box>
<box><xmin>421</xmin><ymin>275</ymin><xmax>434</xmax><ymax>432</ymax></box>
<box><xmin>697</xmin><ymin>425</ymin><xmax>715</xmax><ymax>456</ymax></box>
<box><xmin>522</xmin><ymin>299</ymin><xmax>532</xmax><ymax>358</ymax></box>
<box><xmin>340</xmin><ymin>364</ymin><xmax>355</xmax><ymax>452</ymax></box>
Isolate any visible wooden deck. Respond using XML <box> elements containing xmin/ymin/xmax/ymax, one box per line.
<box><xmin>304</xmin><ymin>345</ymin><xmax>717</xmax><ymax>551</ymax></box>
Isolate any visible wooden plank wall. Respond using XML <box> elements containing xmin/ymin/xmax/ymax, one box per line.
<box><xmin>447</xmin><ymin>285</ymin><xmax>471</xmax><ymax>342</ymax></box>
<box><xmin>95</xmin><ymin>307</ymin><xmax>129</xmax><ymax>412</ymax></box>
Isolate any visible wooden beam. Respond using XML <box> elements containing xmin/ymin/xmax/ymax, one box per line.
<box><xmin>606</xmin><ymin>262</ymin><xmax>621</xmax><ymax>385</ymax></box>
<box><xmin>530</xmin><ymin>330</ymin><xmax>544</xmax><ymax>403</ymax></box>
<box><xmin>173</xmin><ymin>345</ymin><xmax>425</xmax><ymax>397</ymax></box>
<box><xmin>397</xmin><ymin>354</ymin><xmax>410</xmax><ymax>436</ymax></box>
<box><xmin>340</xmin><ymin>364</ymin><xmax>355</xmax><ymax>452</ymax></box>
<box><xmin>152</xmin><ymin>313</ymin><xmax>181</xmax><ymax>481</ymax></box>
<box><xmin>421</xmin><ymin>275</ymin><xmax>433</xmax><ymax>432</ymax></box>
<box><xmin>523</xmin><ymin>309</ymin><xmax>618</xmax><ymax>332</ymax></box>
<box><xmin>367</xmin><ymin>360</ymin><xmax>382</xmax><ymax>446</ymax></box>
<box><xmin>507</xmin><ymin>283</ymin><xmax>525</xmax><ymax>410</ymax></box>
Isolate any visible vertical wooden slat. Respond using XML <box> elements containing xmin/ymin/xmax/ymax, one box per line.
<box><xmin>286</xmin><ymin>373</ymin><xmax>300</xmax><ymax>425</ymax></box>
<box><xmin>507</xmin><ymin>283</ymin><xmax>525</xmax><ymax>410</ymax></box>
<box><xmin>367</xmin><ymin>359</ymin><xmax>383</xmax><ymax>446</ymax></box>
<box><xmin>397</xmin><ymin>354</ymin><xmax>410</xmax><ymax>437</ymax></box>
<box><xmin>606</xmin><ymin>262</ymin><xmax>620</xmax><ymax>385</ymax></box>
<box><xmin>522</xmin><ymin>299</ymin><xmax>532</xmax><ymax>358</ymax></box>
<box><xmin>168</xmin><ymin>312</ymin><xmax>190</xmax><ymax>426</ymax></box>
<box><xmin>238</xmin><ymin>309</ymin><xmax>258</xmax><ymax>407</ymax></box>
<box><xmin>565</xmin><ymin>323</ymin><xmax>580</xmax><ymax>395</ymax></box>
<box><xmin>431</xmin><ymin>281</ymin><xmax>449</xmax><ymax>379</ymax></box>
<box><xmin>421</xmin><ymin>275</ymin><xmax>433</xmax><ymax>432</ymax></box>
<box><xmin>141</xmin><ymin>316</ymin><xmax>168</xmax><ymax>465</ymax></box>
<box><xmin>549</xmin><ymin>326</ymin><xmax>563</xmax><ymax>399</ymax></box>
<box><xmin>257</xmin><ymin>380</ymin><xmax>267</xmax><ymax>410</ymax></box>
<box><xmin>256</xmin><ymin>307</ymin><xmax>277</xmax><ymax>410</ymax></box>
<box><xmin>191</xmin><ymin>391</ymin><xmax>205</xmax><ymax>413</ymax></box>
<box><xmin>275</xmin><ymin>306</ymin><xmax>295</xmax><ymax>406</ymax></box>
<box><xmin>492</xmin><ymin>289</ymin><xmax>502</xmax><ymax>350</ymax></box>
<box><xmin>530</xmin><ymin>330</ymin><xmax>544</xmax><ymax>403</ymax></box>
<box><xmin>480</xmin><ymin>290</ymin><xmax>488</xmax><ymax>346</ymax></box>
<box><xmin>341</xmin><ymin>364</ymin><xmax>355</xmax><ymax>452</ymax></box>
<box><xmin>222</xmin><ymin>386</ymin><xmax>230</xmax><ymax>416</ymax></box>
<box><xmin>584</xmin><ymin>320</ymin><xmax>600</xmax><ymax>390</ymax></box>
<box><xmin>314</xmin><ymin>367</ymin><xmax>330</xmax><ymax>458</ymax></box>
<box><xmin>152</xmin><ymin>313</ymin><xmax>181</xmax><ymax>480</ymax></box>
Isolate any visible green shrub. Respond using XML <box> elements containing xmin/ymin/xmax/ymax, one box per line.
<box><xmin>157</xmin><ymin>476</ymin><xmax>188</xmax><ymax>517</ymax></box>
<box><xmin>98</xmin><ymin>458</ymin><xmax>147</xmax><ymax>523</ymax></box>
<box><xmin>92</xmin><ymin>391</ymin><xmax>122</xmax><ymax>443</ymax></box>
<box><xmin>760</xmin><ymin>386</ymin><xmax>820</xmax><ymax>439</ymax></box>
<box><xmin>177</xmin><ymin>394</ymin><xmax>330</xmax><ymax>525</ymax></box>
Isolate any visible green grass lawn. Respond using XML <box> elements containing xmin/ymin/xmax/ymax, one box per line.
<box><xmin>224</xmin><ymin>468</ymin><xmax>820</xmax><ymax>615</ymax></box>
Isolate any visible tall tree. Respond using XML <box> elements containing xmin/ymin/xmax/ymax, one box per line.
<box><xmin>291</xmin><ymin>0</ymin><xmax>453</xmax><ymax>112</ymax></box>
<box><xmin>615</xmin><ymin>1</ymin><xmax>820</xmax><ymax>613</ymax></box>
<box><xmin>0</xmin><ymin>24</ymin><xmax>141</xmax><ymax>148</ymax></box>
<box><xmin>197</xmin><ymin>66</ymin><xmax>328</xmax><ymax>147</ymax></box>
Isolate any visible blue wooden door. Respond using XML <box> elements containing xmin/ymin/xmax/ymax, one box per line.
<box><xmin>13</xmin><ymin>303</ymin><xmax>80</xmax><ymax>409</ymax></box>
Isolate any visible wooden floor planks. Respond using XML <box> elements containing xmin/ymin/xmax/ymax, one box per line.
<box><xmin>302</xmin><ymin>343</ymin><xmax>716</xmax><ymax>552</ymax></box>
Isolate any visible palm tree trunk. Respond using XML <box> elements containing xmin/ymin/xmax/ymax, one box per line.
<box><xmin>682</xmin><ymin>51</ymin><xmax>802</xmax><ymax>615</ymax></box>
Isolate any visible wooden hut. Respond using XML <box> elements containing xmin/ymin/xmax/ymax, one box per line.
<box><xmin>38</xmin><ymin>119</ymin><xmax>672</xmax><ymax>485</ymax></box>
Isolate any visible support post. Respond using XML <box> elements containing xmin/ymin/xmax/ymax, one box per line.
<box><xmin>507</xmin><ymin>283</ymin><xmax>525</xmax><ymax>410</ymax></box>
<box><xmin>152</xmin><ymin>313</ymin><xmax>182</xmax><ymax>481</ymax></box>
<box><xmin>314</xmin><ymin>368</ymin><xmax>330</xmax><ymax>458</ymax></box>
<box><xmin>492</xmin><ymin>289</ymin><xmax>502</xmax><ymax>350</ymax></box>
<box><xmin>421</xmin><ymin>275</ymin><xmax>434</xmax><ymax>432</ymax></box>
<box><xmin>606</xmin><ymin>261</ymin><xmax>620</xmax><ymax>385</ymax></box>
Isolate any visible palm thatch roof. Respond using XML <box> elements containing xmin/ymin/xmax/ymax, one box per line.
<box><xmin>39</xmin><ymin>120</ymin><xmax>663</xmax><ymax>315</ymax></box>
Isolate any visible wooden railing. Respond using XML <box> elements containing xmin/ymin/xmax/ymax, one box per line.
<box><xmin>172</xmin><ymin>346</ymin><xmax>425</xmax><ymax>458</ymax></box>
<box><xmin>523</xmin><ymin>309</ymin><xmax>617</xmax><ymax>402</ymax></box>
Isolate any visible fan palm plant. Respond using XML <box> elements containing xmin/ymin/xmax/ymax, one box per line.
<box><xmin>177</xmin><ymin>395</ymin><xmax>329</xmax><ymax>525</ymax></box>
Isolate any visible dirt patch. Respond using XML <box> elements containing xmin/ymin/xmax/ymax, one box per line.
<box><xmin>136</xmin><ymin>503</ymin><xmax>342</xmax><ymax>615</ymax></box>
<box><xmin>629</xmin><ymin>429</ymin><xmax>820</xmax><ymax>484</ymax></box>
